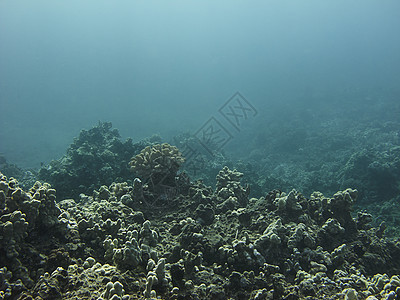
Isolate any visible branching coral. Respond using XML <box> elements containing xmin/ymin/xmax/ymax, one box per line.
<box><xmin>129</xmin><ymin>143</ymin><xmax>184</xmax><ymax>189</ymax></box>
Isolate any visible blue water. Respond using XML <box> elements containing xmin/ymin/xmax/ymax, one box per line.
<box><xmin>1</xmin><ymin>0</ymin><xmax>399</xmax><ymax>168</ymax></box>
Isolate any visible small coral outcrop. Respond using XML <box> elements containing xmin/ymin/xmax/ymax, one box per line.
<box><xmin>38</xmin><ymin>122</ymin><xmax>154</xmax><ymax>200</ymax></box>
<box><xmin>215</xmin><ymin>166</ymin><xmax>250</xmax><ymax>209</ymax></box>
<box><xmin>129</xmin><ymin>143</ymin><xmax>184</xmax><ymax>187</ymax></box>
<box><xmin>129</xmin><ymin>144</ymin><xmax>187</xmax><ymax>209</ymax></box>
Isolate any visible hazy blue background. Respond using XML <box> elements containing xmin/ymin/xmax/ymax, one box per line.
<box><xmin>1</xmin><ymin>0</ymin><xmax>399</xmax><ymax>168</ymax></box>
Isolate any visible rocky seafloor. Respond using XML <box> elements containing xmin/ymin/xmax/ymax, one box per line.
<box><xmin>1</xmin><ymin>147</ymin><xmax>400</xmax><ymax>300</ymax></box>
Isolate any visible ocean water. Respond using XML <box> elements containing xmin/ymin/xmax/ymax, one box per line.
<box><xmin>0</xmin><ymin>0</ymin><xmax>399</xmax><ymax>169</ymax></box>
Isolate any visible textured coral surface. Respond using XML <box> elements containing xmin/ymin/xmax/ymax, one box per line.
<box><xmin>1</xmin><ymin>168</ymin><xmax>400</xmax><ymax>300</ymax></box>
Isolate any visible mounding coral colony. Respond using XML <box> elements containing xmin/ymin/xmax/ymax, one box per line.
<box><xmin>1</xmin><ymin>131</ymin><xmax>400</xmax><ymax>299</ymax></box>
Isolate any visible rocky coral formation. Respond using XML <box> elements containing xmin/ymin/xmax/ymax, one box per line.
<box><xmin>24</xmin><ymin>258</ymin><xmax>131</xmax><ymax>299</ymax></box>
<box><xmin>0</xmin><ymin>172</ymin><xmax>71</xmax><ymax>295</ymax></box>
<box><xmin>339</xmin><ymin>146</ymin><xmax>400</xmax><ymax>204</ymax></box>
<box><xmin>129</xmin><ymin>143</ymin><xmax>185</xmax><ymax>188</ymax></box>
<box><xmin>1</xmin><ymin>165</ymin><xmax>400</xmax><ymax>299</ymax></box>
<box><xmin>129</xmin><ymin>143</ymin><xmax>187</xmax><ymax>208</ymax></box>
<box><xmin>215</xmin><ymin>166</ymin><xmax>250</xmax><ymax>208</ymax></box>
<box><xmin>38</xmin><ymin>122</ymin><xmax>159</xmax><ymax>200</ymax></box>
<box><xmin>0</xmin><ymin>155</ymin><xmax>36</xmax><ymax>191</ymax></box>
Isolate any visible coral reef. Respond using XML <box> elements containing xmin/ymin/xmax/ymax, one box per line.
<box><xmin>215</xmin><ymin>166</ymin><xmax>250</xmax><ymax>208</ymax></box>
<box><xmin>0</xmin><ymin>172</ymin><xmax>71</xmax><ymax>295</ymax></box>
<box><xmin>38</xmin><ymin>122</ymin><xmax>160</xmax><ymax>200</ymax></box>
<box><xmin>129</xmin><ymin>143</ymin><xmax>185</xmax><ymax>189</ymax></box>
<box><xmin>339</xmin><ymin>146</ymin><xmax>400</xmax><ymax>203</ymax></box>
<box><xmin>129</xmin><ymin>143</ymin><xmax>186</xmax><ymax>208</ymax></box>
<box><xmin>0</xmin><ymin>155</ymin><xmax>38</xmax><ymax>192</ymax></box>
<box><xmin>1</xmin><ymin>162</ymin><xmax>400</xmax><ymax>299</ymax></box>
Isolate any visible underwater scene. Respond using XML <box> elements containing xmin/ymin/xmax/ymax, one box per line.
<box><xmin>1</xmin><ymin>1</ymin><xmax>400</xmax><ymax>299</ymax></box>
